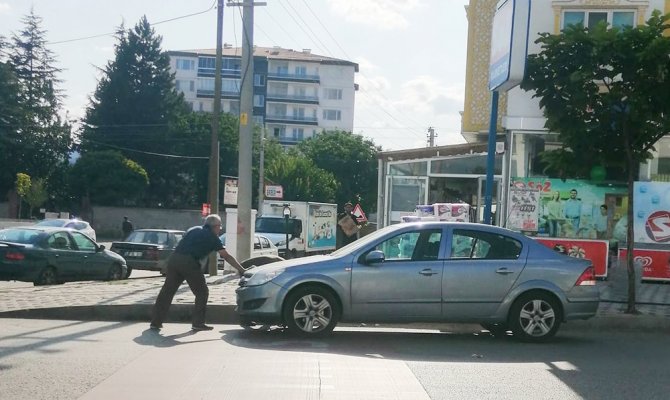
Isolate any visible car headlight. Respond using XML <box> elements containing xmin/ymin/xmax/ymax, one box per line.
<box><xmin>245</xmin><ymin>268</ymin><xmax>285</xmax><ymax>286</ymax></box>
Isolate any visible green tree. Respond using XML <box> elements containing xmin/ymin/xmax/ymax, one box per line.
<box><xmin>296</xmin><ymin>131</ymin><xmax>380</xmax><ymax>213</ymax></box>
<box><xmin>24</xmin><ymin>178</ymin><xmax>48</xmax><ymax>218</ymax></box>
<box><xmin>0</xmin><ymin>11</ymin><xmax>72</xmax><ymax>200</ymax></box>
<box><xmin>521</xmin><ymin>11</ymin><xmax>670</xmax><ymax>313</ymax></box>
<box><xmin>81</xmin><ymin>16</ymin><xmax>190</xmax><ymax>207</ymax></box>
<box><xmin>15</xmin><ymin>172</ymin><xmax>31</xmax><ymax>219</ymax></box>
<box><xmin>69</xmin><ymin>151</ymin><xmax>149</xmax><ymax>206</ymax></box>
<box><xmin>265</xmin><ymin>149</ymin><xmax>339</xmax><ymax>202</ymax></box>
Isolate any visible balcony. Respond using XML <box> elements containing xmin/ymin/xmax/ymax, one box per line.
<box><xmin>265</xmin><ymin>114</ymin><xmax>318</xmax><ymax>125</ymax></box>
<box><xmin>196</xmin><ymin>89</ymin><xmax>240</xmax><ymax>99</ymax></box>
<box><xmin>276</xmin><ymin>135</ymin><xmax>303</xmax><ymax>145</ymax></box>
<box><xmin>266</xmin><ymin>93</ymin><xmax>319</xmax><ymax>105</ymax></box>
<box><xmin>267</xmin><ymin>72</ymin><xmax>320</xmax><ymax>83</ymax></box>
<box><xmin>197</xmin><ymin>68</ymin><xmax>241</xmax><ymax>79</ymax></box>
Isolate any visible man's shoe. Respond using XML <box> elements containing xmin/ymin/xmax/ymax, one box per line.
<box><xmin>191</xmin><ymin>324</ymin><xmax>214</xmax><ymax>331</ymax></box>
<box><xmin>149</xmin><ymin>323</ymin><xmax>162</xmax><ymax>331</ymax></box>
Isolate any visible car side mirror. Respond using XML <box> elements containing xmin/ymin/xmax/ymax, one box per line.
<box><xmin>364</xmin><ymin>250</ymin><xmax>385</xmax><ymax>265</ymax></box>
<box><xmin>97</xmin><ymin>244</ymin><xmax>105</xmax><ymax>252</ymax></box>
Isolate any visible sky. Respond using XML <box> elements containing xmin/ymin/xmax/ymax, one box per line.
<box><xmin>0</xmin><ymin>0</ymin><xmax>470</xmax><ymax>151</ymax></box>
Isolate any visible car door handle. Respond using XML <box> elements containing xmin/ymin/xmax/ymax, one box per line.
<box><xmin>419</xmin><ymin>269</ymin><xmax>438</xmax><ymax>276</ymax></box>
<box><xmin>495</xmin><ymin>268</ymin><xmax>515</xmax><ymax>275</ymax></box>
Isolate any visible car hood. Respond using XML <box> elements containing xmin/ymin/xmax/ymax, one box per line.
<box><xmin>104</xmin><ymin>249</ymin><xmax>126</xmax><ymax>264</ymax></box>
<box><xmin>247</xmin><ymin>254</ymin><xmax>332</xmax><ymax>274</ymax></box>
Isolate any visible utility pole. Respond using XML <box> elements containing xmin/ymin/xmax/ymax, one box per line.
<box><xmin>257</xmin><ymin>125</ymin><xmax>266</xmax><ymax>216</ymax></box>
<box><xmin>207</xmin><ymin>0</ymin><xmax>224</xmax><ymax>275</ymax></box>
<box><xmin>228</xmin><ymin>0</ymin><xmax>266</xmax><ymax>262</ymax></box>
<box><xmin>427</xmin><ymin>126</ymin><xmax>437</xmax><ymax>147</ymax></box>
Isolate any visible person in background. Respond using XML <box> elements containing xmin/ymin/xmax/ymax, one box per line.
<box><xmin>150</xmin><ymin>214</ymin><xmax>245</xmax><ymax>332</ymax></box>
<box><xmin>336</xmin><ymin>202</ymin><xmax>361</xmax><ymax>249</ymax></box>
<box><xmin>564</xmin><ymin>189</ymin><xmax>582</xmax><ymax>232</ymax></box>
<box><xmin>121</xmin><ymin>216</ymin><xmax>134</xmax><ymax>239</ymax></box>
<box><xmin>546</xmin><ymin>191</ymin><xmax>563</xmax><ymax>237</ymax></box>
<box><xmin>593</xmin><ymin>204</ymin><xmax>609</xmax><ymax>239</ymax></box>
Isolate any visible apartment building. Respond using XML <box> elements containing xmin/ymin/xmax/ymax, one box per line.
<box><xmin>168</xmin><ymin>46</ymin><xmax>358</xmax><ymax>145</ymax></box>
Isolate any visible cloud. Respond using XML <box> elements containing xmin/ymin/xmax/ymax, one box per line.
<box><xmin>327</xmin><ymin>0</ymin><xmax>422</xmax><ymax>30</ymax></box>
<box><xmin>394</xmin><ymin>75</ymin><xmax>464</xmax><ymax>116</ymax></box>
<box><xmin>0</xmin><ymin>3</ymin><xmax>10</xmax><ymax>14</ymax></box>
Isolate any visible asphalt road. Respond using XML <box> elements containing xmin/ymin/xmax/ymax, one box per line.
<box><xmin>1</xmin><ymin>319</ymin><xmax>668</xmax><ymax>400</ymax></box>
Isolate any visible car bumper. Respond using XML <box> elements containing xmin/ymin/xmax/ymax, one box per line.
<box><xmin>0</xmin><ymin>264</ymin><xmax>41</xmax><ymax>282</ymax></box>
<box><xmin>235</xmin><ymin>281</ymin><xmax>284</xmax><ymax>324</ymax></box>
<box><xmin>563</xmin><ymin>299</ymin><xmax>600</xmax><ymax>320</ymax></box>
<box><xmin>124</xmin><ymin>259</ymin><xmax>164</xmax><ymax>271</ymax></box>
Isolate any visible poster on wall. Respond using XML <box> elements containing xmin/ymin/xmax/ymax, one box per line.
<box><xmin>619</xmin><ymin>248</ymin><xmax>670</xmax><ymax>281</ymax></box>
<box><xmin>535</xmin><ymin>237</ymin><xmax>609</xmax><ymax>277</ymax></box>
<box><xmin>507</xmin><ymin>188</ymin><xmax>540</xmax><ymax>231</ymax></box>
<box><xmin>511</xmin><ymin>178</ymin><xmax>627</xmax><ymax>240</ymax></box>
<box><xmin>632</xmin><ymin>182</ymin><xmax>670</xmax><ymax>244</ymax></box>
<box><xmin>223</xmin><ymin>179</ymin><xmax>238</xmax><ymax>205</ymax></box>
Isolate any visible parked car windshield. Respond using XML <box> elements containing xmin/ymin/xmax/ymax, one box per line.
<box><xmin>255</xmin><ymin>217</ymin><xmax>299</xmax><ymax>234</ymax></box>
<box><xmin>0</xmin><ymin>228</ymin><xmax>43</xmax><ymax>244</ymax></box>
<box><xmin>35</xmin><ymin>219</ymin><xmax>67</xmax><ymax>227</ymax></box>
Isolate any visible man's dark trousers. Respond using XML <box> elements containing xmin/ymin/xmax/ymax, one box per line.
<box><xmin>151</xmin><ymin>252</ymin><xmax>209</xmax><ymax>326</ymax></box>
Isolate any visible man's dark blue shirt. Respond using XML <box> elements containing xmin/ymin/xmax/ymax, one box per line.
<box><xmin>174</xmin><ymin>225</ymin><xmax>224</xmax><ymax>259</ymax></box>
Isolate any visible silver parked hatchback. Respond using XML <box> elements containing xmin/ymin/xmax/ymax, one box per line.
<box><xmin>236</xmin><ymin>222</ymin><xmax>599</xmax><ymax>342</ymax></box>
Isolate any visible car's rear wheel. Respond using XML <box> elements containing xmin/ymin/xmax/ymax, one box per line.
<box><xmin>107</xmin><ymin>264</ymin><xmax>123</xmax><ymax>281</ymax></box>
<box><xmin>124</xmin><ymin>267</ymin><xmax>132</xmax><ymax>279</ymax></box>
<box><xmin>35</xmin><ymin>267</ymin><xmax>58</xmax><ymax>286</ymax></box>
<box><xmin>283</xmin><ymin>286</ymin><xmax>339</xmax><ymax>337</ymax></box>
<box><xmin>508</xmin><ymin>292</ymin><xmax>561</xmax><ymax>342</ymax></box>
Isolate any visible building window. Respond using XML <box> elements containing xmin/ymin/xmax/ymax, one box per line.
<box><xmin>189</xmin><ymin>81</ymin><xmax>195</xmax><ymax>92</ymax></box>
<box><xmin>295</xmin><ymin>66</ymin><xmax>306</xmax><ymax>76</ymax></box>
<box><xmin>562</xmin><ymin>10</ymin><xmax>635</xmax><ymax>30</ymax></box>
<box><xmin>324</xmin><ymin>88</ymin><xmax>342</xmax><ymax>100</ymax></box>
<box><xmin>222</xmin><ymin>79</ymin><xmax>241</xmax><ymax>93</ymax></box>
<box><xmin>273</xmin><ymin>127</ymin><xmax>285</xmax><ymax>137</ymax></box>
<box><xmin>254</xmin><ymin>74</ymin><xmax>265</xmax><ymax>86</ymax></box>
<box><xmin>175</xmin><ymin>80</ymin><xmax>182</xmax><ymax>91</ymax></box>
<box><xmin>198</xmin><ymin>78</ymin><xmax>214</xmax><ymax>92</ymax></box>
<box><xmin>253</xmin><ymin>116</ymin><xmax>264</xmax><ymax>126</ymax></box>
<box><xmin>199</xmin><ymin>102</ymin><xmax>204</xmax><ymax>112</ymax></box>
<box><xmin>176</xmin><ymin>58</ymin><xmax>195</xmax><ymax>70</ymax></box>
<box><xmin>254</xmin><ymin>95</ymin><xmax>265</xmax><ymax>107</ymax></box>
<box><xmin>199</xmin><ymin>57</ymin><xmax>215</xmax><ymax>70</ymax></box>
<box><xmin>292</xmin><ymin>128</ymin><xmax>304</xmax><ymax>140</ymax></box>
<box><xmin>322</xmin><ymin>109</ymin><xmax>341</xmax><ymax>121</ymax></box>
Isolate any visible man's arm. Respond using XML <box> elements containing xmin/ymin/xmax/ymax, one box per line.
<box><xmin>218</xmin><ymin>249</ymin><xmax>245</xmax><ymax>275</ymax></box>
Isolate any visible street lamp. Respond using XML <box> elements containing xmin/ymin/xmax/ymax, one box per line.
<box><xmin>283</xmin><ymin>204</ymin><xmax>291</xmax><ymax>258</ymax></box>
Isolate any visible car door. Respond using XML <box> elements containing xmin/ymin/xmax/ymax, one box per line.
<box><xmin>350</xmin><ymin>228</ymin><xmax>444</xmax><ymax>321</ymax></box>
<box><xmin>442</xmin><ymin>228</ymin><xmax>526</xmax><ymax>320</ymax></box>
<box><xmin>45</xmin><ymin>232</ymin><xmax>83</xmax><ymax>280</ymax></box>
<box><xmin>70</xmin><ymin>231</ymin><xmax>108</xmax><ymax>280</ymax></box>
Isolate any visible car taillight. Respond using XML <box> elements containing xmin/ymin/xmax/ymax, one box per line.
<box><xmin>144</xmin><ymin>249</ymin><xmax>159</xmax><ymax>260</ymax></box>
<box><xmin>575</xmin><ymin>266</ymin><xmax>596</xmax><ymax>286</ymax></box>
<box><xmin>5</xmin><ymin>251</ymin><xmax>25</xmax><ymax>261</ymax></box>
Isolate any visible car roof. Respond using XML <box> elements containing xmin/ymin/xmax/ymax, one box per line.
<box><xmin>389</xmin><ymin>221</ymin><xmax>531</xmax><ymax>240</ymax></box>
<box><xmin>6</xmin><ymin>226</ymin><xmax>78</xmax><ymax>233</ymax></box>
<box><xmin>133</xmin><ymin>229</ymin><xmax>185</xmax><ymax>233</ymax></box>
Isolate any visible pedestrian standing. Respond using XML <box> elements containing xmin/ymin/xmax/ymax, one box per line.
<box><xmin>150</xmin><ymin>214</ymin><xmax>245</xmax><ymax>331</ymax></box>
<box><xmin>122</xmin><ymin>216</ymin><xmax>134</xmax><ymax>239</ymax></box>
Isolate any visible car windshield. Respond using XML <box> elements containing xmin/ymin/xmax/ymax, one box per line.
<box><xmin>125</xmin><ymin>231</ymin><xmax>169</xmax><ymax>245</ymax></box>
<box><xmin>0</xmin><ymin>228</ymin><xmax>42</xmax><ymax>244</ymax></box>
<box><xmin>329</xmin><ymin>224</ymin><xmax>404</xmax><ymax>257</ymax></box>
<box><xmin>35</xmin><ymin>220</ymin><xmax>66</xmax><ymax>227</ymax></box>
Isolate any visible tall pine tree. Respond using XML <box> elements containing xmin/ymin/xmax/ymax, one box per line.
<box><xmin>0</xmin><ymin>10</ymin><xmax>72</xmax><ymax>201</ymax></box>
<box><xmin>81</xmin><ymin>16</ymin><xmax>191</xmax><ymax>207</ymax></box>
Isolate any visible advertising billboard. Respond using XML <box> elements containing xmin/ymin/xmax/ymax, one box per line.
<box><xmin>535</xmin><ymin>237</ymin><xmax>609</xmax><ymax>277</ymax></box>
<box><xmin>632</xmin><ymin>182</ymin><xmax>670</xmax><ymax>244</ymax></box>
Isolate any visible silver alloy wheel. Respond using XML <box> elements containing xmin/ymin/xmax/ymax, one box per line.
<box><xmin>292</xmin><ymin>293</ymin><xmax>332</xmax><ymax>333</ymax></box>
<box><xmin>518</xmin><ymin>299</ymin><xmax>556</xmax><ymax>337</ymax></box>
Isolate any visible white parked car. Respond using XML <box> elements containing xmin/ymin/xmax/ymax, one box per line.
<box><xmin>216</xmin><ymin>233</ymin><xmax>281</xmax><ymax>272</ymax></box>
<box><xmin>34</xmin><ymin>219</ymin><xmax>97</xmax><ymax>241</ymax></box>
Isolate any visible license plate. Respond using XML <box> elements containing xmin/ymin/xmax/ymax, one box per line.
<box><xmin>126</xmin><ymin>251</ymin><xmax>143</xmax><ymax>257</ymax></box>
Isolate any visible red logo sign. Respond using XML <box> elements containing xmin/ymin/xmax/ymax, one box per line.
<box><xmin>645</xmin><ymin>210</ymin><xmax>670</xmax><ymax>243</ymax></box>
<box><xmin>534</xmin><ymin>238</ymin><xmax>609</xmax><ymax>277</ymax></box>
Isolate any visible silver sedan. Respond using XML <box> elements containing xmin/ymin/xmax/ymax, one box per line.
<box><xmin>236</xmin><ymin>222</ymin><xmax>599</xmax><ymax>342</ymax></box>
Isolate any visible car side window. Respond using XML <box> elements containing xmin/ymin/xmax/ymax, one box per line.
<box><xmin>48</xmin><ymin>232</ymin><xmax>73</xmax><ymax>250</ymax></box>
<box><xmin>450</xmin><ymin>229</ymin><xmax>522</xmax><ymax>260</ymax></box>
<box><xmin>261</xmin><ymin>237</ymin><xmax>270</xmax><ymax>249</ymax></box>
<box><xmin>254</xmin><ymin>236</ymin><xmax>261</xmax><ymax>250</ymax></box>
<box><xmin>372</xmin><ymin>230</ymin><xmax>442</xmax><ymax>262</ymax></box>
<box><xmin>71</xmin><ymin>232</ymin><xmax>97</xmax><ymax>252</ymax></box>
<box><xmin>174</xmin><ymin>233</ymin><xmax>183</xmax><ymax>244</ymax></box>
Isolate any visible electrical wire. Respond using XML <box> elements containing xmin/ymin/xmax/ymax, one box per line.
<box><xmin>48</xmin><ymin>1</ymin><xmax>217</xmax><ymax>45</ymax></box>
<box><xmin>84</xmin><ymin>139</ymin><xmax>210</xmax><ymax>159</ymax></box>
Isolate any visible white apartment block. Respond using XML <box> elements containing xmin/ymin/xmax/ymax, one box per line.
<box><xmin>168</xmin><ymin>46</ymin><xmax>358</xmax><ymax>145</ymax></box>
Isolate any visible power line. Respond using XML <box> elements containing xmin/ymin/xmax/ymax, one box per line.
<box><xmin>48</xmin><ymin>1</ymin><xmax>217</xmax><ymax>45</ymax></box>
<box><xmin>85</xmin><ymin>139</ymin><xmax>209</xmax><ymax>159</ymax></box>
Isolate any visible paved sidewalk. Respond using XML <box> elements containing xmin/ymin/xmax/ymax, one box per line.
<box><xmin>1</xmin><ymin>260</ymin><xmax>669</xmax><ymax>329</ymax></box>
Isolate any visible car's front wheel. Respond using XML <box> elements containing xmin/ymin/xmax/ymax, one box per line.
<box><xmin>283</xmin><ymin>286</ymin><xmax>340</xmax><ymax>337</ymax></box>
<box><xmin>107</xmin><ymin>264</ymin><xmax>123</xmax><ymax>281</ymax></box>
<box><xmin>508</xmin><ymin>292</ymin><xmax>561</xmax><ymax>342</ymax></box>
<box><xmin>124</xmin><ymin>267</ymin><xmax>132</xmax><ymax>279</ymax></box>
